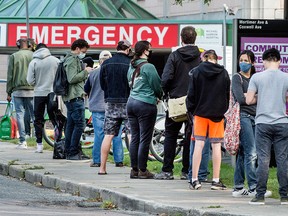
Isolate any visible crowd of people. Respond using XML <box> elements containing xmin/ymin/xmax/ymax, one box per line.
<box><xmin>5</xmin><ymin>25</ymin><xmax>288</xmax><ymax>205</ymax></box>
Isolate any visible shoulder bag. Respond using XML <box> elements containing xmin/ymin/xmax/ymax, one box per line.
<box><xmin>224</xmin><ymin>74</ymin><xmax>242</xmax><ymax>155</ymax></box>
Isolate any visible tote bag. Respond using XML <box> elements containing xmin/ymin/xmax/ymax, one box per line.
<box><xmin>0</xmin><ymin>102</ymin><xmax>18</xmax><ymax>140</ymax></box>
<box><xmin>224</xmin><ymin>75</ymin><xmax>242</xmax><ymax>155</ymax></box>
<box><xmin>168</xmin><ymin>95</ymin><xmax>188</xmax><ymax>122</ymax></box>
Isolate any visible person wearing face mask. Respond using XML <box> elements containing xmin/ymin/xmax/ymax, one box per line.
<box><xmin>231</xmin><ymin>50</ymin><xmax>272</xmax><ymax>198</ymax></box>
<box><xmin>62</xmin><ymin>38</ymin><xmax>93</xmax><ymax>161</ymax></box>
<box><xmin>126</xmin><ymin>40</ymin><xmax>163</xmax><ymax>179</ymax></box>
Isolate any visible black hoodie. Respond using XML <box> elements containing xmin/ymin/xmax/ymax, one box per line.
<box><xmin>161</xmin><ymin>45</ymin><xmax>200</xmax><ymax>98</ymax></box>
<box><xmin>186</xmin><ymin>61</ymin><xmax>230</xmax><ymax>122</ymax></box>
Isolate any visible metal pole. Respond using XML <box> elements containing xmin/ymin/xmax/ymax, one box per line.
<box><xmin>163</xmin><ymin>0</ymin><xmax>169</xmax><ymax>19</ymax></box>
<box><xmin>284</xmin><ymin>0</ymin><xmax>288</xmax><ymax>20</ymax></box>
<box><xmin>25</xmin><ymin>0</ymin><xmax>30</xmax><ymax>38</ymax></box>
<box><xmin>223</xmin><ymin>7</ymin><xmax>226</xmax><ymax>68</ymax></box>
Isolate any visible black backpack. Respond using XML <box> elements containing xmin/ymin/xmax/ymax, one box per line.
<box><xmin>53</xmin><ymin>62</ymin><xmax>69</xmax><ymax>96</ymax></box>
<box><xmin>53</xmin><ymin>139</ymin><xmax>66</xmax><ymax>159</ymax></box>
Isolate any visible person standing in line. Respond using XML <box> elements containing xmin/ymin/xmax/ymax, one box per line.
<box><xmin>84</xmin><ymin>51</ymin><xmax>124</xmax><ymax>168</ymax></box>
<box><xmin>24</xmin><ymin>38</ymin><xmax>37</xmax><ymax>139</ymax></box>
<box><xmin>187</xmin><ymin>50</ymin><xmax>230</xmax><ymax>190</ymax></box>
<box><xmin>98</xmin><ymin>40</ymin><xmax>132</xmax><ymax>175</ymax></box>
<box><xmin>127</xmin><ymin>40</ymin><xmax>163</xmax><ymax>179</ymax></box>
<box><xmin>155</xmin><ymin>26</ymin><xmax>200</xmax><ymax>180</ymax></box>
<box><xmin>232</xmin><ymin>50</ymin><xmax>271</xmax><ymax>198</ymax></box>
<box><xmin>246</xmin><ymin>48</ymin><xmax>288</xmax><ymax>205</ymax></box>
<box><xmin>6</xmin><ymin>38</ymin><xmax>34</xmax><ymax>149</ymax></box>
<box><xmin>188</xmin><ymin>51</ymin><xmax>214</xmax><ymax>185</ymax></box>
<box><xmin>62</xmin><ymin>38</ymin><xmax>93</xmax><ymax>161</ymax></box>
<box><xmin>27</xmin><ymin>43</ymin><xmax>60</xmax><ymax>153</ymax></box>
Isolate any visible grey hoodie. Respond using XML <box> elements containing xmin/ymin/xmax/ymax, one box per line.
<box><xmin>27</xmin><ymin>48</ymin><xmax>60</xmax><ymax>97</ymax></box>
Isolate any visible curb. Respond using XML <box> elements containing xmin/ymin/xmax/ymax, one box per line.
<box><xmin>0</xmin><ymin>162</ymin><xmax>241</xmax><ymax>216</ymax></box>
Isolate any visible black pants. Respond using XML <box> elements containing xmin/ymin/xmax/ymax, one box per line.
<box><xmin>34</xmin><ymin>96</ymin><xmax>52</xmax><ymax>143</ymax></box>
<box><xmin>127</xmin><ymin>97</ymin><xmax>157</xmax><ymax>170</ymax></box>
<box><xmin>162</xmin><ymin>114</ymin><xmax>191</xmax><ymax>173</ymax></box>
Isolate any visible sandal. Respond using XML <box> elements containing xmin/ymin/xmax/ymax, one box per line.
<box><xmin>98</xmin><ymin>172</ymin><xmax>107</xmax><ymax>175</ymax></box>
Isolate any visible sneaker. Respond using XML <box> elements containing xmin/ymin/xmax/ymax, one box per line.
<box><xmin>189</xmin><ymin>180</ymin><xmax>202</xmax><ymax>190</ymax></box>
<box><xmin>35</xmin><ymin>144</ymin><xmax>43</xmax><ymax>153</ymax></box>
<box><xmin>211</xmin><ymin>180</ymin><xmax>227</xmax><ymax>190</ymax></box>
<box><xmin>90</xmin><ymin>162</ymin><xmax>101</xmax><ymax>167</ymax></box>
<box><xmin>232</xmin><ymin>188</ymin><xmax>249</xmax><ymax>197</ymax></box>
<box><xmin>138</xmin><ymin>170</ymin><xmax>154</xmax><ymax>179</ymax></box>
<box><xmin>115</xmin><ymin>162</ymin><xmax>124</xmax><ymax>167</ymax></box>
<box><xmin>16</xmin><ymin>141</ymin><xmax>27</xmax><ymax>149</ymax></box>
<box><xmin>249</xmin><ymin>196</ymin><xmax>265</xmax><ymax>205</ymax></box>
<box><xmin>130</xmin><ymin>169</ymin><xmax>139</xmax><ymax>179</ymax></box>
<box><xmin>154</xmin><ymin>171</ymin><xmax>174</xmax><ymax>180</ymax></box>
<box><xmin>180</xmin><ymin>172</ymin><xmax>188</xmax><ymax>180</ymax></box>
<box><xmin>248</xmin><ymin>190</ymin><xmax>272</xmax><ymax>198</ymax></box>
<box><xmin>281</xmin><ymin>197</ymin><xmax>288</xmax><ymax>205</ymax></box>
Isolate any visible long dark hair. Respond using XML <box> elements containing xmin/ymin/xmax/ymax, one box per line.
<box><xmin>131</xmin><ymin>40</ymin><xmax>150</xmax><ymax>67</ymax></box>
<box><xmin>238</xmin><ymin>50</ymin><xmax>256</xmax><ymax>76</ymax></box>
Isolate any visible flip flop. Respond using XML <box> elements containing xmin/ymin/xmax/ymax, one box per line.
<box><xmin>98</xmin><ymin>172</ymin><xmax>107</xmax><ymax>175</ymax></box>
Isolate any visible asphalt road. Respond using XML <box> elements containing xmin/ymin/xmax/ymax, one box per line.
<box><xmin>0</xmin><ymin>175</ymin><xmax>151</xmax><ymax>216</ymax></box>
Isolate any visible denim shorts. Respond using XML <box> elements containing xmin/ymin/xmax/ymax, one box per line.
<box><xmin>104</xmin><ymin>103</ymin><xmax>130</xmax><ymax>135</ymax></box>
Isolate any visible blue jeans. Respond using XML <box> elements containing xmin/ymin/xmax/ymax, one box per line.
<box><xmin>188</xmin><ymin>138</ymin><xmax>210</xmax><ymax>181</ymax></box>
<box><xmin>255</xmin><ymin>123</ymin><xmax>288</xmax><ymax>198</ymax></box>
<box><xmin>234</xmin><ymin>113</ymin><xmax>257</xmax><ymax>190</ymax></box>
<box><xmin>64</xmin><ymin>99</ymin><xmax>85</xmax><ymax>157</ymax></box>
<box><xmin>13</xmin><ymin>97</ymin><xmax>34</xmax><ymax>143</ymax></box>
<box><xmin>127</xmin><ymin>97</ymin><xmax>157</xmax><ymax>170</ymax></box>
<box><xmin>91</xmin><ymin>112</ymin><xmax>124</xmax><ymax>164</ymax></box>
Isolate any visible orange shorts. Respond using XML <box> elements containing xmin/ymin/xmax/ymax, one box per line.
<box><xmin>193</xmin><ymin>115</ymin><xmax>224</xmax><ymax>143</ymax></box>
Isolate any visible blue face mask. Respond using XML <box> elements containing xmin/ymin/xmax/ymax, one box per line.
<box><xmin>239</xmin><ymin>62</ymin><xmax>252</xmax><ymax>73</ymax></box>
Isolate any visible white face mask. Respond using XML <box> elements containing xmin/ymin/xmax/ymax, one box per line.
<box><xmin>78</xmin><ymin>52</ymin><xmax>86</xmax><ymax>59</ymax></box>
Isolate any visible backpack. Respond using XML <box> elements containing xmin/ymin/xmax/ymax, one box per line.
<box><xmin>53</xmin><ymin>62</ymin><xmax>69</xmax><ymax>96</ymax></box>
<box><xmin>53</xmin><ymin>139</ymin><xmax>66</xmax><ymax>159</ymax></box>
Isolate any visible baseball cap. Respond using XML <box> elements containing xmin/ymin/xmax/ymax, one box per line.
<box><xmin>118</xmin><ymin>39</ymin><xmax>131</xmax><ymax>48</ymax></box>
<box><xmin>200</xmin><ymin>49</ymin><xmax>223</xmax><ymax>60</ymax></box>
<box><xmin>99</xmin><ymin>50</ymin><xmax>112</xmax><ymax>59</ymax></box>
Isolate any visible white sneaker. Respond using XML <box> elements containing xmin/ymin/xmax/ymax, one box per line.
<box><xmin>232</xmin><ymin>188</ymin><xmax>249</xmax><ymax>197</ymax></box>
<box><xmin>16</xmin><ymin>141</ymin><xmax>27</xmax><ymax>149</ymax></box>
<box><xmin>248</xmin><ymin>190</ymin><xmax>272</xmax><ymax>198</ymax></box>
<box><xmin>35</xmin><ymin>144</ymin><xmax>43</xmax><ymax>153</ymax></box>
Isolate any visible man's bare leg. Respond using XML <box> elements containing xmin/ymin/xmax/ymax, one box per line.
<box><xmin>211</xmin><ymin>142</ymin><xmax>221</xmax><ymax>179</ymax></box>
<box><xmin>99</xmin><ymin>135</ymin><xmax>114</xmax><ymax>173</ymax></box>
<box><xmin>192</xmin><ymin>140</ymin><xmax>205</xmax><ymax>179</ymax></box>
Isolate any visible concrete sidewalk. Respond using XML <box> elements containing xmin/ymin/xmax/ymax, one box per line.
<box><xmin>0</xmin><ymin>142</ymin><xmax>286</xmax><ymax>216</ymax></box>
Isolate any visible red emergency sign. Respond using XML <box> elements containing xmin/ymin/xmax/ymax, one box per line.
<box><xmin>7</xmin><ymin>23</ymin><xmax>178</xmax><ymax>48</ymax></box>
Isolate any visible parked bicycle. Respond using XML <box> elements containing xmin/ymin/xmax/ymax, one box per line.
<box><xmin>149</xmin><ymin>114</ymin><xmax>184</xmax><ymax>163</ymax></box>
<box><xmin>42</xmin><ymin>109</ymin><xmax>130</xmax><ymax>152</ymax></box>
